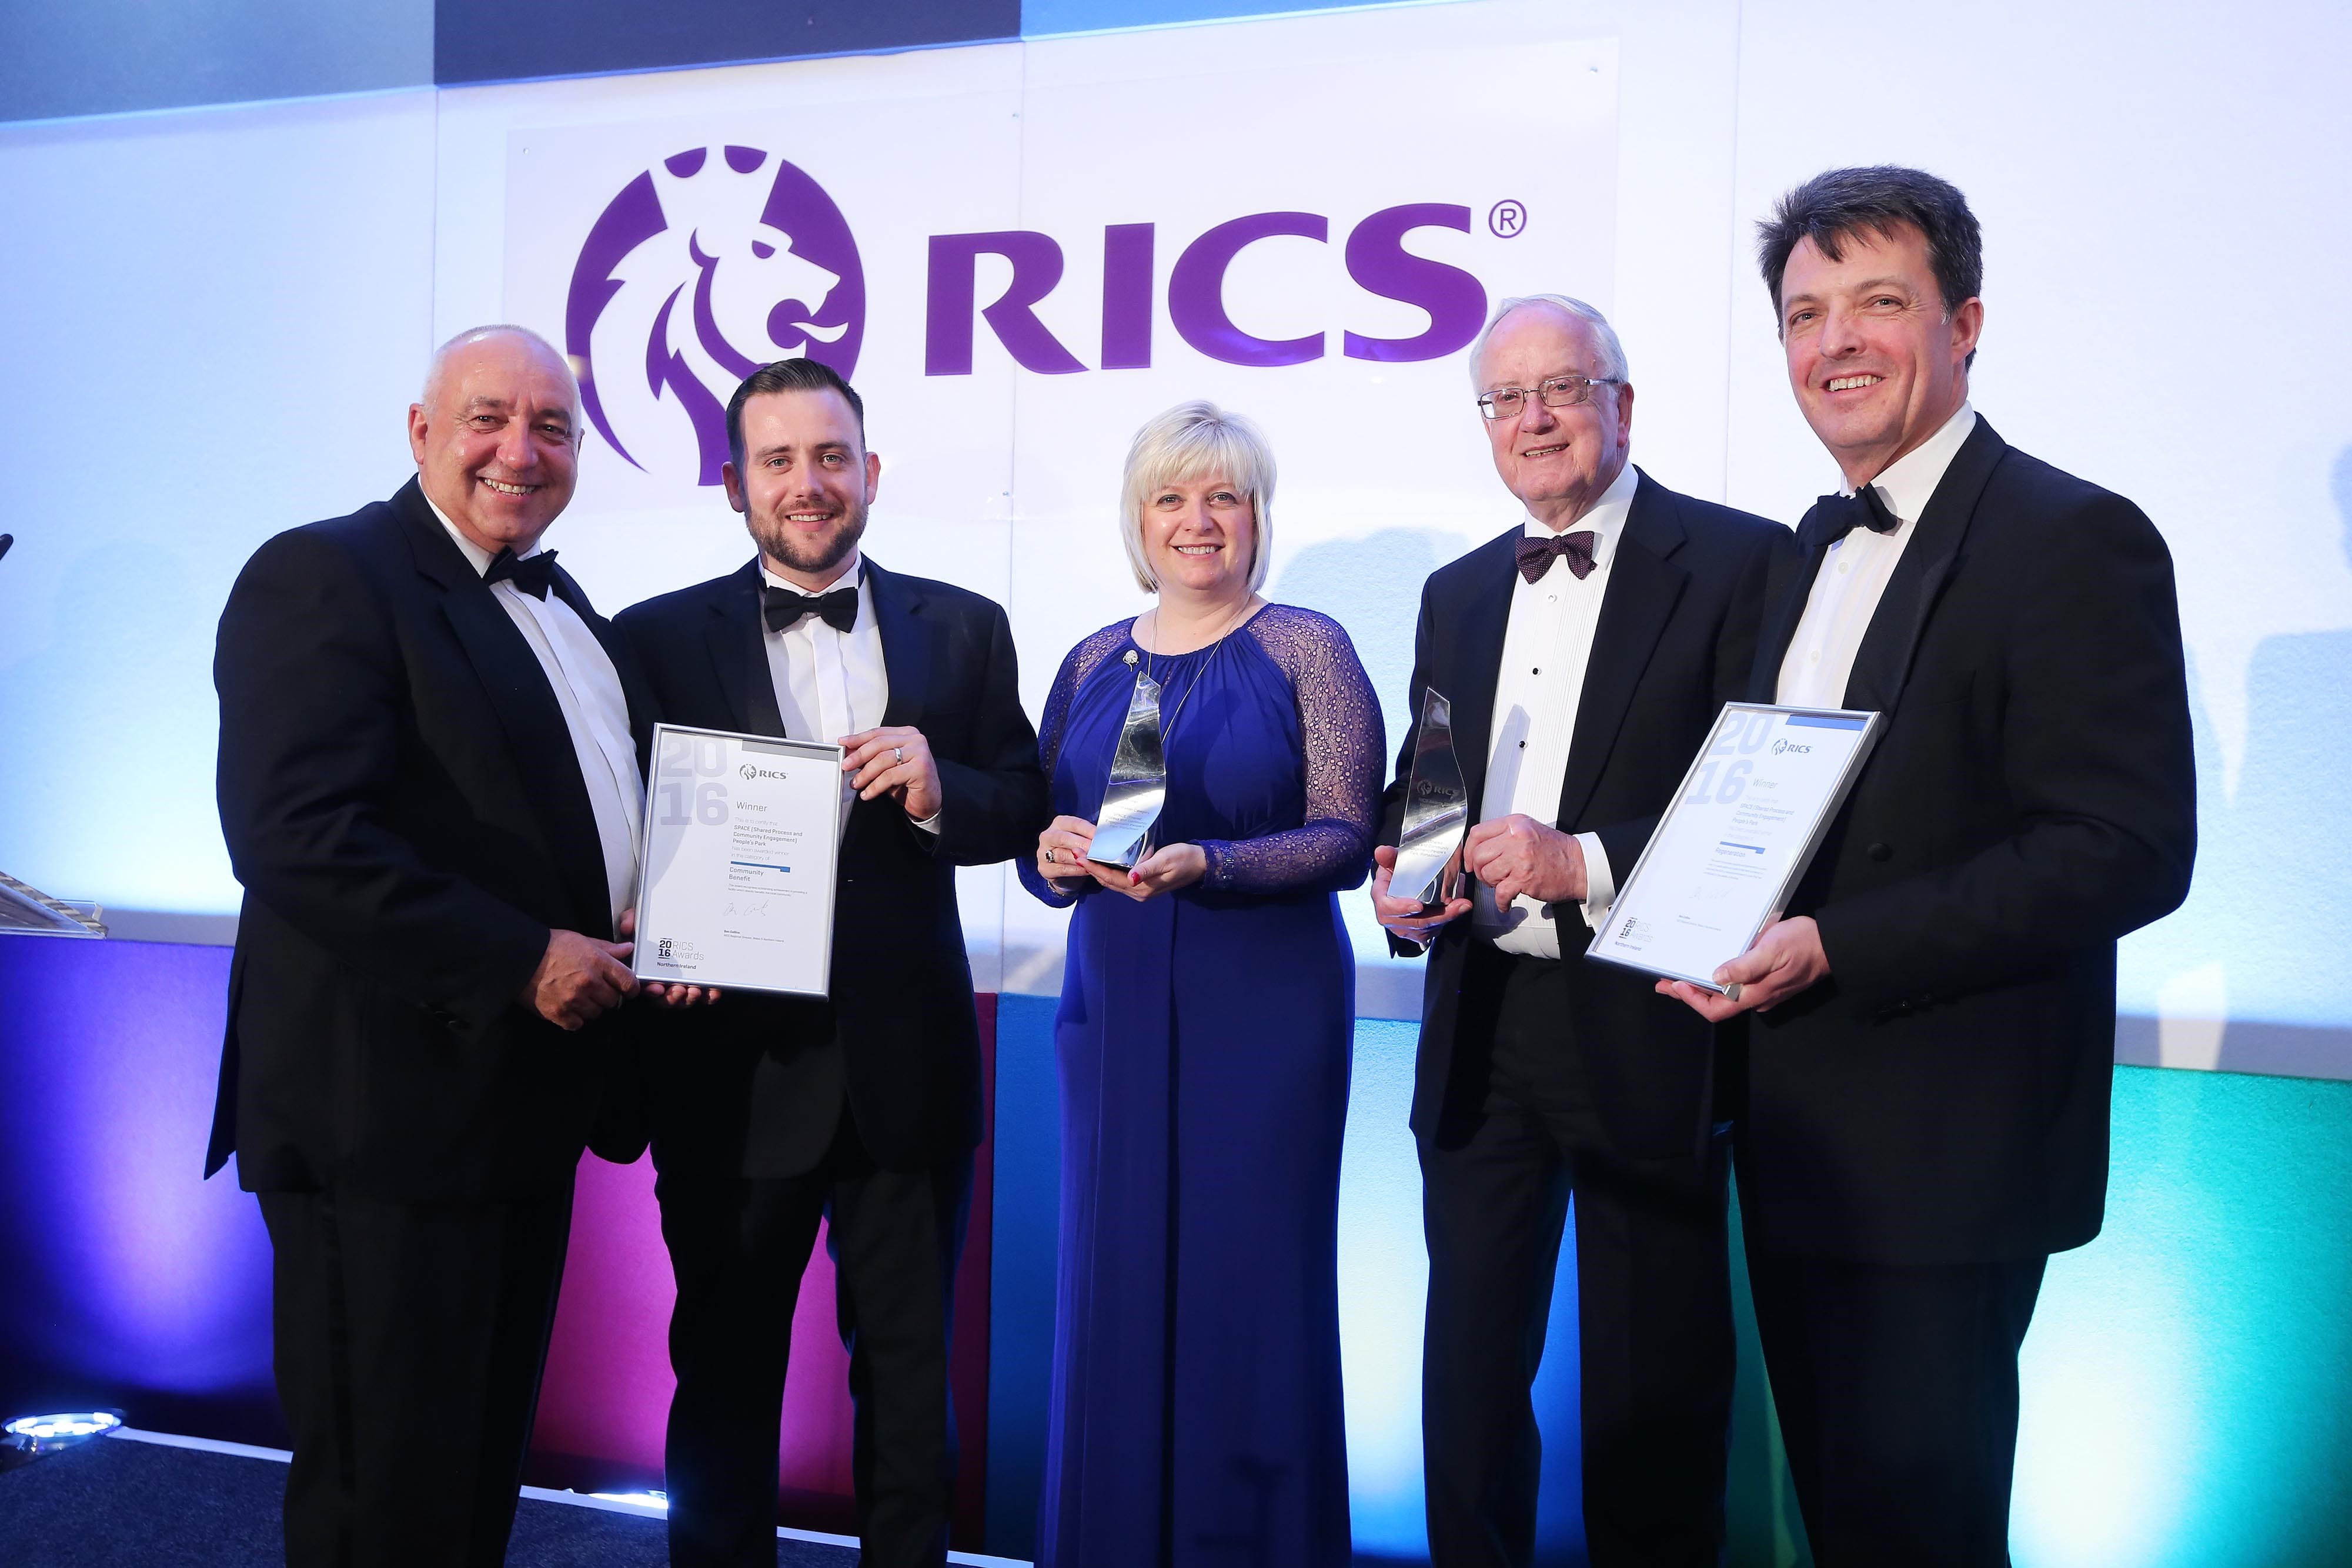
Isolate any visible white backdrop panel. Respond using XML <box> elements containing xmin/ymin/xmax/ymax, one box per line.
<box><xmin>3</xmin><ymin>0</ymin><xmax>2344</xmax><ymax>1073</ymax></box>
<box><xmin>1726</xmin><ymin>0</ymin><xmax>2352</xmax><ymax>1058</ymax></box>
<box><xmin>1003</xmin><ymin>5</ymin><xmax>1621</xmax><ymax>992</ymax></box>
<box><xmin>453</xmin><ymin>46</ymin><xmax>1029</xmax><ymax>984</ymax></box>
<box><xmin>0</xmin><ymin>91</ymin><xmax>439</xmax><ymax>917</ymax></box>
<box><xmin>438</xmin><ymin>2</ymin><xmax>1641</xmax><ymax>1001</ymax></box>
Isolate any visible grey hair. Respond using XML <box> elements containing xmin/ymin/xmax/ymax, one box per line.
<box><xmin>420</xmin><ymin>323</ymin><xmax>577</xmax><ymax>410</ymax></box>
<box><xmin>1465</xmin><ymin>294</ymin><xmax>1631</xmax><ymax>387</ymax></box>
<box><xmin>1118</xmin><ymin>401</ymin><xmax>1275</xmax><ymax>594</ymax></box>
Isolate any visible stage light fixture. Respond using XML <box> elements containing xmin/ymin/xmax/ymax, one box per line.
<box><xmin>586</xmin><ymin>1488</ymin><xmax>669</xmax><ymax>1511</ymax></box>
<box><xmin>2</xmin><ymin>1410</ymin><xmax>122</xmax><ymax>1470</ymax></box>
<box><xmin>6</xmin><ymin>1411</ymin><xmax>122</xmax><ymax>1444</ymax></box>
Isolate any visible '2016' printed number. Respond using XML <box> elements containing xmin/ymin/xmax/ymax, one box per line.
<box><xmin>1685</xmin><ymin>710</ymin><xmax>1773</xmax><ymax>807</ymax></box>
<box><xmin>657</xmin><ymin>734</ymin><xmax>730</xmax><ymax>826</ymax></box>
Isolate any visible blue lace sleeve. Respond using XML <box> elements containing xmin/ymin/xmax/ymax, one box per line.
<box><xmin>1016</xmin><ymin>620</ymin><xmax>1134</xmax><ymax>910</ymax></box>
<box><xmin>1196</xmin><ymin>605</ymin><xmax>1385</xmax><ymax>895</ymax></box>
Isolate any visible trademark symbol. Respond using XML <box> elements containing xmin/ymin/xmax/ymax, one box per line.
<box><xmin>1488</xmin><ymin>199</ymin><xmax>1527</xmax><ymax>238</ymax></box>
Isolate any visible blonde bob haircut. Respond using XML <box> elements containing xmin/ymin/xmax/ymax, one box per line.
<box><xmin>1117</xmin><ymin>400</ymin><xmax>1276</xmax><ymax>594</ymax></box>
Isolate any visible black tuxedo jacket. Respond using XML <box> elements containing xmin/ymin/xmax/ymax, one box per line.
<box><xmin>1381</xmin><ymin>469</ymin><xmax>1786</xmax><ymax>1173</ymax></box>
<box><xmin>207</xmin><ymin>478</ymin><xmax>655</xmax><ymax>1202</ymax></box>
<box><xmin>1740</xmin><ymin>417</ymin><xmax>2196</xmax><ymax>1265</ymax></box>
<box><xmin>610</xmin><ymin>557</ymin><xmax>1045</xmax><ymax>1179</ymax></box>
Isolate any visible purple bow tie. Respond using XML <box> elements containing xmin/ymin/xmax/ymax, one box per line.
<box><xmin>1515</xmin><ymin>530</ymin><xmax>1596</xmax><ymax>583</ymax></box>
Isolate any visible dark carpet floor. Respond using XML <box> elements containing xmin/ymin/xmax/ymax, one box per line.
<box><xmin>0</xmin><ymin>1433</ymin><xmax>861</xmax><ymax>1566</ymax></box>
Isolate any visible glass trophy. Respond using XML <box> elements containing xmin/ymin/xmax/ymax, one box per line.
<box><xmin>1389</xmin><ymin>687</ymin><xmax>1469</xmax><ymax>909</ymax></box>
<box><xmin>1088</xmin><ymin>666</ymin><xmax>1167</xmax><ymax>869</ymax></box>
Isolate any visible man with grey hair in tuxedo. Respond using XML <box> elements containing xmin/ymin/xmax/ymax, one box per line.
<box><xmin>1373</xmin><ymin>295</ymin><xmax>1788</xmax><ymax>1566</ymax></box>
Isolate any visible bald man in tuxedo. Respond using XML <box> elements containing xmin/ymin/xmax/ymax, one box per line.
<box><xmin>212</xmin><ymin>325</ymin><xmax>653</xmax><ymax>1566</ymax></box>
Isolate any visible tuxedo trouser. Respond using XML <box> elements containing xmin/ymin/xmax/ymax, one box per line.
<box><xmin>660</xmin><ymin>1109</ymin><xmax>973</xmax><ymax>1568</ymax></box>
<box><xmin>257</xmin><ymin>1186</ymin><xmax>574</xmax><ymax>1568</ymax></box>
<box><xmin>1745</xmin><ymin>1243</ymin><xmax>2047</xmax><ymax>1568</ymax></box>
<box><xmin>1421</xmin><ymin>944</ymin><xmax>1734</xmax><ymax>1568</ymax></box>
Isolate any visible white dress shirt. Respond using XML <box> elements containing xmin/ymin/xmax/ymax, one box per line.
<box><xmin>427</xmin><ymin>500</ymin><xmax>644</xmax><ymax>928</ymax></box>
<box><xmin>759</xmin><ymin>554</ymin><xmax>939</xmax><ymax>839</ymax></box>
<box><xmin>1776</xmin><ymin>403</ymin><xmax>1977</xmax><ymax>709</ymax></box>
<box><xmin>1474</xmin><ymin>460</ymin><xmax>1635</xmax><ymax>958</ymax></box>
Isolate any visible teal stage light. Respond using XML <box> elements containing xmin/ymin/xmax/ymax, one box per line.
<box><xmin>1729</xmin><ymin>1065</ymin><xmax>2352</xmax><ymax>1567</ymax></box>
<box><xmin>2009</xmin><ymin>1067</ymin><xmax>2352</xmax><ymax>1568</ymax></box>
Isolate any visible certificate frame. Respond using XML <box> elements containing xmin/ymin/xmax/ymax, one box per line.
<box><xmin>632</xmin><ymin>721</ymin><xmax>844</xmax><ymax>998</ymax></box>
<box><xmin>1584</xmin><ymin>703</ymin><xmax>1883</xmax><ymax>994</ymax></box>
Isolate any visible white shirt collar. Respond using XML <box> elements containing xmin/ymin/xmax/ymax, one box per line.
<box><xmin>1520</xmin><ymin>459</ymin><xmax>1639</xmax><ymax>557</ymax></box>
<box><xmin>421</xmin><ymin>489</ymin><xmax>547</xmax><ymax>578</ymax></box>
<box><xmin>1852</xmin><ymin>402</ymin><xmax>1977</xmax><ymax>524</ymax></box>
<box><xmin>759</xmin><ymin>550</ymin><xmax>863</xmax><ymax>599</ymax></box>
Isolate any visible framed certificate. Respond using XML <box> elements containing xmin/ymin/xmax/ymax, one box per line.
<box><xmin>633</xmin><ymin>723</ymin><xmax>843</xmax><ymax>998</ymax></box>
<box><xmin>1585</xmin><ymin>703</ymin><xmax>1883</xmax><ymax>994</ymax></box>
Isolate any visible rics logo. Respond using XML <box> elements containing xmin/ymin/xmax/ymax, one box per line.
<box><xmin>566</xmin><ymin>146</ymin><xmax>864</xmax><ymax>486</ymax></box>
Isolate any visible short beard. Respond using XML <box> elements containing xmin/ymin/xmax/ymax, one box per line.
<box><xmin>749</xmin><ymin>496</ymin><xmax>867</xmax><ymax>579</ymax></box>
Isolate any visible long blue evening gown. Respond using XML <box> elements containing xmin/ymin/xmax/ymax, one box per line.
<box><xmin>1019</xmin><ymin>603</ymin><xmax>1384</xmax><ymax>1568</ymax></box>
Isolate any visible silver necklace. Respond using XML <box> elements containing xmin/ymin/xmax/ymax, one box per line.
<box><xmin>1124</xmin><ymin>597</ymin><xmax>1255</xmax><ymax>748</ymax></box>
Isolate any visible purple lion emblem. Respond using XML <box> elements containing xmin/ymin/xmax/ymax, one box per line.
<box><xmin>566</xmin><ymin>146</ymin><xmax>865</xmax><ymax>486</ymax></box>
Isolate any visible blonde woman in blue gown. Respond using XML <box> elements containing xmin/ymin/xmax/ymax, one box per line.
<box><xmin>1020</xmin><ymin>401</ymin><xmax>1384</xmax><ymax>1567</ymax></box>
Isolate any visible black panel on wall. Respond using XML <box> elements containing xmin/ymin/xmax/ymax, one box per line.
<box><xmin>435</xmin><ymin>0</ymin><xmax>1022</xmax><ymax>85</ymax></box>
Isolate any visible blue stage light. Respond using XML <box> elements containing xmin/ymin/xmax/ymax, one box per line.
<box><xmin>4</xmin><ymin>1410</ymin><xmax>122</xmax><ymax>1460</ymax></box>
<box><xmin>586</xmin><ymin>1489</ymin><xmax>669</xmax><ymax>1511</ymax></box>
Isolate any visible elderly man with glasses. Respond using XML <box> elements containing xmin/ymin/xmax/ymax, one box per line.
<box><xmin>1371</xmin><ymin>295</ymin><xmax>1788</xmax><ymax>1567</ymax></box>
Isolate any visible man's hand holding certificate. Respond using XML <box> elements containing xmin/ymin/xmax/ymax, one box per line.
<box><xmin>1586</xmin><ymin>703</ymin><xmax>1880</xmax><ymax>1012</ymax></box>
<box><xmin>1656</xmin><ymin>914</ymin><xmax>1831</xmax><ymax>1020</ymax></box>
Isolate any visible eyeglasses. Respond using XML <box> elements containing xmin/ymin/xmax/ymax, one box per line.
<box><xmin>1476</xmin><ymin>375</ymin><xmax>1624</xmax><ymax>422</ymax></box>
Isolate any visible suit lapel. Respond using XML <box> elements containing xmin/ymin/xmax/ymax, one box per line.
<box><xmin>1840</xmin><ymin>417</ymin><xmax>2006</xmax><ymax>713</ymax></box>
<box><xmin>1556</xmin><ymin>470</ymin><xmax>1688</xmax><ymax>828</ymax></box>
<box><xmin>1749</xmin><ymin>542</ymin><xmax>1821</xmax><ymax>703</ymax></box>
<box><xmin>393</xmin><ymin>480</ymin><xmax>613</xmax><ymax>931</ymax></box>
<box><xmin>852</xmin><ymin>559</ymin><xmax>943</xmax><ymax>858</ymax></box>
<box><xmin>1443</xmin><ymin>529</ymin><xmax>1521</xmax><ymax>814</ymax></box>
<box><xmin>556</xmin><ymin>568</ymin><xmax>657</xmax><ymax>760</ymax></box>
<box><xmin>705</xmin><ymin>560</ymin><xmax>783</xmax><ymax>737</ymax></box>
<box><xmin>867</xmin><ymin>557</ymin><xmax>934</xmax><ymax>730</ymax></box>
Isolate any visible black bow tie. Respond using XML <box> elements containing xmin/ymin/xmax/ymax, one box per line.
<box><xmin>764</xmin><ymin>583</ymin><xmax>859</xmax><ymax>634</ymax></box>
<box><xmin>1515</xmin><ymin>529</ymin><xmax>1597</xmax><ymax>583</ymax></box>
<box><xmin>1797</xmin><ymin>485</ymin><xmax>1901</xmax><ymax>551</ymax></box>
<box><xmin>484</xmin><ymin>547</ymin><xmax>557</xmax><ymax>599</ymax></box>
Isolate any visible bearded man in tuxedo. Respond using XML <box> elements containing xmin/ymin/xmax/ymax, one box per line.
<box><xmin>613</xmin><ymin>358</ymin><xmax>1045</xmax><ymax>1568</ymax></box>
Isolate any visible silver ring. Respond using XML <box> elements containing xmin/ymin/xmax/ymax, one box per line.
<box><xmin>1045</xmin><ymin>846</ymin><xmax>1057</xmax><ymax>864</ymax></box>
<box><xmin>893</xmin><ymin>745</ymin><xmax>905</xmax><ymax>763</ymax></box>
